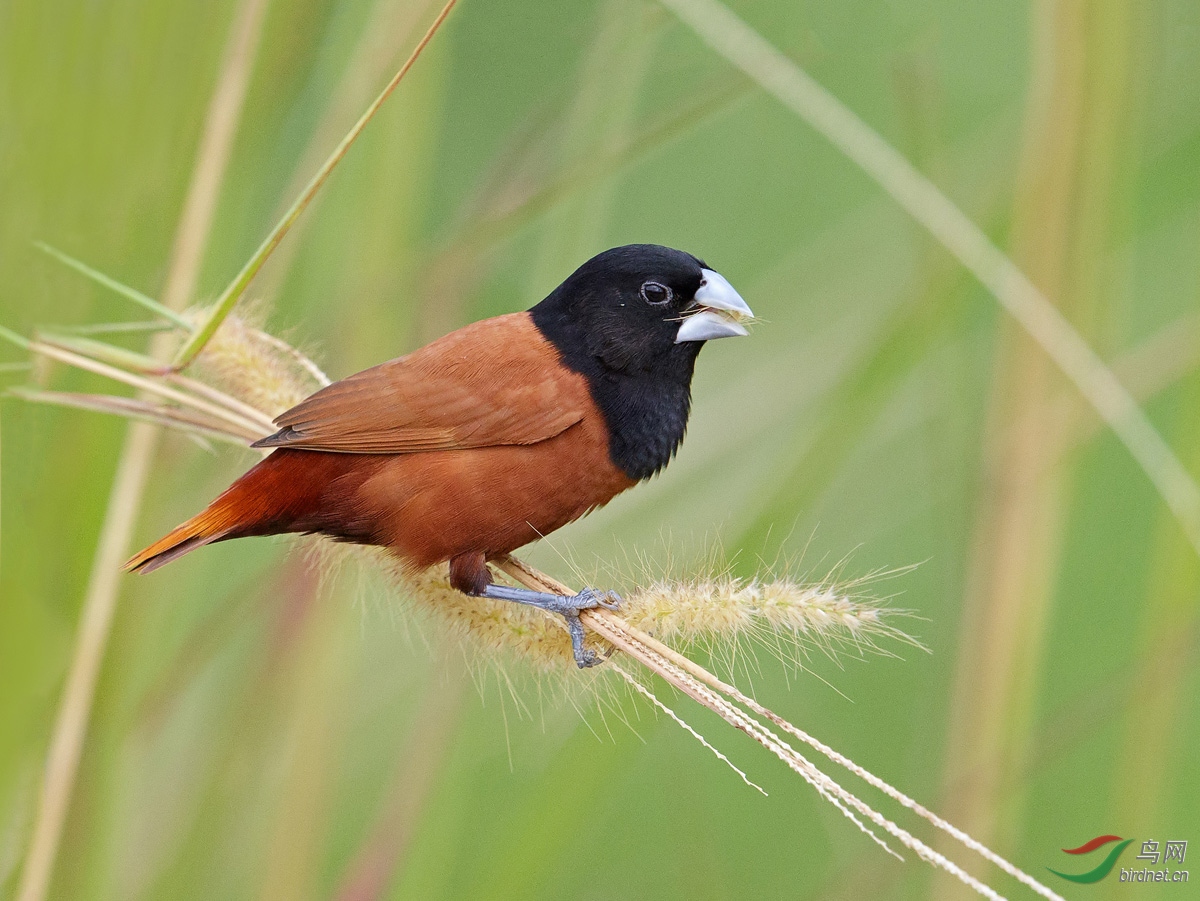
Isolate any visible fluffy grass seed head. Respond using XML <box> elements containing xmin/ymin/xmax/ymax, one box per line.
<box><xmin>620</xmin><ymin>575</ymin><xmax>914</xmax><ymax>657</ymax></box>
<box><xmin>384</xmin><ymin>552</ymin><xmax>918</xmax><ymax>683</ymax></box>
<box><xmin>188</xmin><ymin>306</ymin><xmax>327</xmax><ymax>417</ymax></box>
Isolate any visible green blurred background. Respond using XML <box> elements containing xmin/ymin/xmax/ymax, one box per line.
<box><xmin>2</xmin><ymin>0</ymin><xmax>1198</xmax><ymax>898</ymax></box>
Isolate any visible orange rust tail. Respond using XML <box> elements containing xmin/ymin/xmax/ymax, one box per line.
<box><xmin>125</xmin><ymin>448</ymin><xmax>370</xmax><ymax>575</ymax></box>
<box><xmin>126</xmin><ymin>449</ymin><xmax>298</xmax><ymax>574</ymax></box>
<box><xmin>125</xmin><ymin>497</ymin><xmax>245</xmax><ymax>574</ymax></box>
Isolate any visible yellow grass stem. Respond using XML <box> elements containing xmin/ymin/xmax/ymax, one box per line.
<box><xmin>6</xmin><ymin>388</ymin><xmax>258</xmax><ymax>446</ymax></box>
<box><xmin>14</xmin><ymin>1</ymin><xmax>270</xmax><ymax>898</ymax></box>
<box><xmin>16</xmin><ymin>429</ymin><xmax>161</xmax><ymax>901</ymax></box>
<box><xmin>29</xmin><ymin>339</ymin><xmax>269</xmax><ymax>439</ymax></box>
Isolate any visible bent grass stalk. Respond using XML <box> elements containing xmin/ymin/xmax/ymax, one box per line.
<box><xmin>658</xmin><ymin>0</ymin><xmax>1200</xmax><ymax>559</ymax></box>
<box><xmin>6</xmin><ymin>388</ymin><xmax>260</xmax><ymax>447</ymax></box>
<box><xmin>607</xmin><ymin>603</ymin><xmax>1062</xmax><ymax>900</ymax></box>
<box><xmin>499</xmin><ymin>557</ymin><xmax>1065</xmax><ymax>900</ymax></box>
<box><xmin>9</xmin><ymin>309</ymin><xmax>1065</xmax><ymax>899</ymax></box>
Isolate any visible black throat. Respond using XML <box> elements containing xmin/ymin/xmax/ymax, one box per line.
<box><xmin>531</xmin><ymin>305</ymin><xmax>700</xmax><ymax>481</ymax></box>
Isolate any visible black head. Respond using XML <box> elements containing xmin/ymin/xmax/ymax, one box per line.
<box><xmin>531</xmin><ymin>244</ymin><xmax>752</xmax><ymax>481</ymax></box>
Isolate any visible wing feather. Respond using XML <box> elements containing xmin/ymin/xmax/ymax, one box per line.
<box><xmin>252</xmin><ymin>313</ymin><xmax>585</xmax><ymax>454</ymax></box>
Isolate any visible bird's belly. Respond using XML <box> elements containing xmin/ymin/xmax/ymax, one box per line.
<box><xmin>356</xmin><ymin>421</ymin><xmax>634</xmax><ymax>567</ymax></box>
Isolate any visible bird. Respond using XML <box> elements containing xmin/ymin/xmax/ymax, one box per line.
<box><xmin>126</xmin><ymin>244</ymin><xmax>753</xmax><ymax>666</ymax></box>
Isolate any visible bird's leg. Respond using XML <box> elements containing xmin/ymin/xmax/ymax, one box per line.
<box><xmin>448</xmin><ymin>552</ymin><xmax>619</xmax><ymax>667</ymax></box>
<box><xmin>480</xmin><ymin>584</ymin><xmax>621</xmax><ymax>668</ymax></box>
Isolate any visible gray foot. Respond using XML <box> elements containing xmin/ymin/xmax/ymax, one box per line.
<box><xmin>481</xmin><ymin>585</ymin><xmax>621</xmax><ymax>668</ymax></box>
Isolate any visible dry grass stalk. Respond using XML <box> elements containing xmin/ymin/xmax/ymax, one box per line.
<box><xmin>498</xmin><ymin>558</ymin><xmax>1065</xmax><ymax>901</ymax></box>
<box><xmin>609</xmin><ymin>661</ymin><xmax>767</xmax><ymax>795</ymax></box>
<box><xmin>610</xmin><ymin>603</ymin><xmax>1064</xmax><ymax>900</ymax></box>
<box><xmin>6</xmin><ymin>388</ymin><xmax>259</xmax><ymax>447</ymax></box>
<box><xmin>28</xmin><ymin>338</ymin><xmax>270</xmax><ymax>439</ymax></box>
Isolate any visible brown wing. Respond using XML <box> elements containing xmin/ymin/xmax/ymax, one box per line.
<box><xmin>252</xmin><ymin>313</ymin><xmax>585</xmax><ymax>454</ymax></box>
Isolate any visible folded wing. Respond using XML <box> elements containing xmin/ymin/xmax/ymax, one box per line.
<box><xmin>252</xmin><ymin>313</ymin><xmax>585</xmax><ymax>454</ymax></box>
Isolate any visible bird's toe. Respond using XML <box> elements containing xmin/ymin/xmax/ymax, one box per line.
<box><xmin>573</xmin><ymin>587</ymin><xmax>621</xmax><ymax>611</ymax></box>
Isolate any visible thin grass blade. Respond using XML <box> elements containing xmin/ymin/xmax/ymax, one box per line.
<box><xmin>33</xmin><ymin>243</ymin><xmax>192</xmax><ymax>330</ymax></box>
<box><xmin>171</xmin><ymin>0</ymin><xmax>460</xmax><ymax>370</ymax></box>
<box><xmin>8</xmin><ymin>388</ymin><xmax>258</xmax><ymax>445</ymax></box>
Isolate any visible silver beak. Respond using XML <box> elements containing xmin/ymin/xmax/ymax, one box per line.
<box><xmin>675</xmin><ymin>269</ymin><xmax>753</xmax><ymax>343</ymax></box>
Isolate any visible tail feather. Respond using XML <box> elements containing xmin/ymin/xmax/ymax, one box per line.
<box><xmin>125</xmin><ymin>502</ymin><xmax>242</xmax><ymax>573</ymax></box>
<box><xmin>125</xmin><ymin>448</ymin><xmax>367</xmax><ymax>574</ymax></box>
<box><xmin>126</xmin><ymin>449</ymin><xmax>292</xmax><ymax>573</ymax></box>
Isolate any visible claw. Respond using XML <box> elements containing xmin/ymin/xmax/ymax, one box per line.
<box><xmin>572</xmin><ymin>587</ymin><xmax>622</xmax><ymax>612</ymax></box>
<box><xmin>564</xmin><ymin>612</ymin><xmax>603</xmax><ymax>668</ymax></box>
<box><xmin>599</xmin><ymin>590</ymin><xmax>621</xmax><ymax>611</ymax></box>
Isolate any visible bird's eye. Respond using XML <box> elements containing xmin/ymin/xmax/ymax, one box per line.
<box><xmin>640</xmin><ymin>281</ymin><xmax>672</xmax><ymax>305</ymax></box>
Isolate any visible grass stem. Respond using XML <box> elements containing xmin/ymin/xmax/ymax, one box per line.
<box><xmin>171</xmin><ymin>0</ymin><xmax>459</xmax><ymax>370</ymax></box>
<box><xmin>14</xmin><ymin>1</ymin><xmax>270</xmax><ymax>898</ymax></box>
<box><xmin>33</xmin><ymin>243</ymin><xmax>191</xmax><ymax>330</ymax></box>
